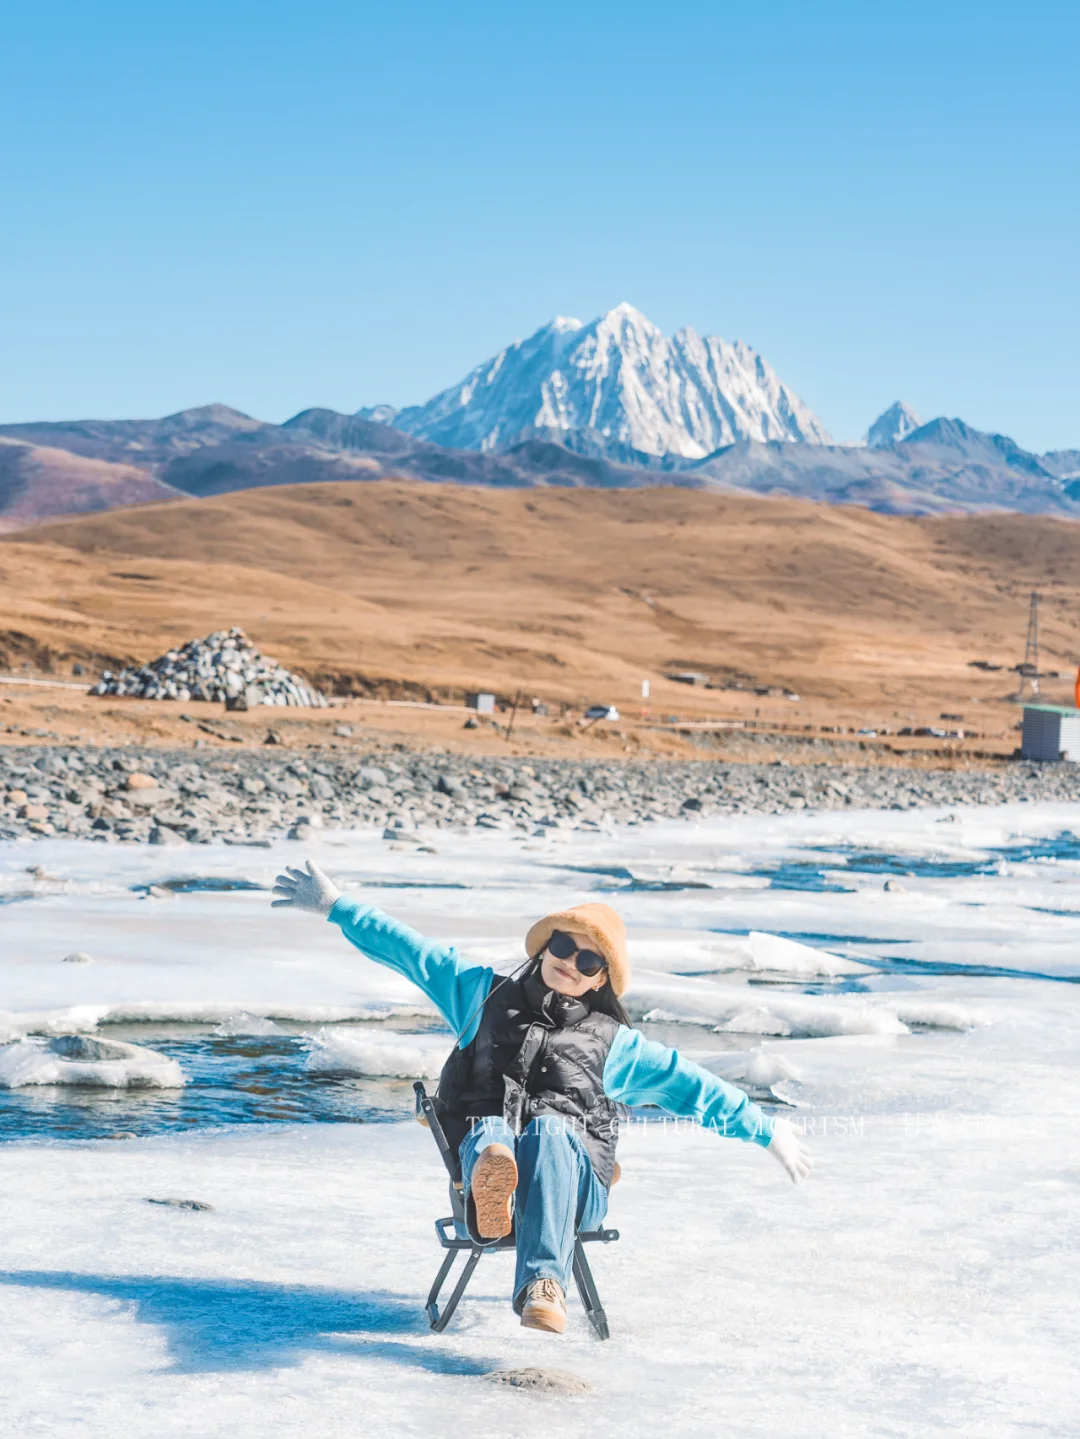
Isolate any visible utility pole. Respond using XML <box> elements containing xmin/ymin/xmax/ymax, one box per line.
<box><xmin>504</xmin><ymin>689</ymin><xmax>522</xmax><ymax>742</ymax></box>
<box><xmin>1017</xmin><ymin>591</ymin><xmax>1040</xmax><ymax>699</ymax></box>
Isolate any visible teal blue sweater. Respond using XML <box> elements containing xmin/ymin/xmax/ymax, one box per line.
<box><xmin>329</xmin><ymin>899</ymin><xmax>774</xmax><ymax>1148</ymax></box>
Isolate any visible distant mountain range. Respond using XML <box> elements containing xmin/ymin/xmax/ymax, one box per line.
<box><xmin>1</xmin><ymin>304</ymin><xmax>1078</xmax><ymax>530</ymax></box>
<box><xmin>0</xmin><ymin>404</ymin><xmax>683</xmax><ymax>529</ymax></box>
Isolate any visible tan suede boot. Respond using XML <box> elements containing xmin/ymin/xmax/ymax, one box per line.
<box><xmin>520</xmin><ymin>1278</ymin><xmax>567</xmax><ymax>1334</ymax></box>
<box><xmin>470</xmin><ymin>1143</ymin><xmax>517</xmax><ymax>1239</ymax></box>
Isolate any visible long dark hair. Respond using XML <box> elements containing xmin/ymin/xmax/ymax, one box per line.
<box><xmin>526</xmin><ymin>952</ymin><xmax>633</xmax><ymax>1028</ymax></box>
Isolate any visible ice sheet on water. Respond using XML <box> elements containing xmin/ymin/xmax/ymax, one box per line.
<box><xmin>0</xmin><ymin>999</ymin><xmax>437</xmax><ymax>1035</ymax></box>
<box><xmin>604</xmin><ymin>930</ymin><xmax>869</xmax><ymax>977</ymax></box>
<box><xmin>747</xmin><ymin>930</ymin><xmax>869</xmax><ymax>975</ymax></box>
<box><xmin>710</xmin><ymin>992</ymin><xmax>986</xmax><ymax>1038</ymax></box>
<box><xmin>3</xmin><ymin>802</ymin><xmax>1079</xmax><ymax>1055</ymax></box>
<box><xmin>692</xmin><ymin>1044</ymin><xmax>803</xmax><ymax>1101</ymax></box>
<box><xmin>0</xmin><ymin>1005</ymin><xmax>114</xmax><ymax>1037</ymax></box>
<box><xmin>0</xmin><ymin>1034</ymin><xmax>184</xmax><ymax>1089</ymax></box>
<box><xmin>712</xmin><ymin>1000</ymin><xmax>908</xmax><ymax>1039</ymax></box>
<box><xmin>304</xmin><ymin>1027</ymin><xmax>450</xmax><ymax>1079</ymax></box>
<box><xmin>212</xmin><ymin>1012</ymin><xmax>282</xmax><ymax>1037</ymax></box>
<box><xmin>623</xmin><ymin>865</ymin><xmax>772</xmax><ymax>892</ymax></box>
<box><xmin>888</xmin><ymin>999</ymin><xmax>992</xmax><ymax>1030</ymax></box>
<box><xmin>708</xmin><ymin>1044</ymin><xmax>803</xmax><ymax>1087</ymax></box>
<box><xmin>641</xmin><ymin>972</ymin><xmax>989</xmax><ymax>1041</ymax></box>
<box><xmin>633</xmin><ymin>971</ymin><xmax>913</xmax><ymax>1037</ymax></box>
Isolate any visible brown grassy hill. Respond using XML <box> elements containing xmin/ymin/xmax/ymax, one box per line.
<box><xmin>0</xmin><ymin>438</ymin><xmax>180</xmax><ymax>532</ymax></box>
<box><xmin>3</xmin><ymin>481</ymin><xmax>1079</xmax><ymax>743</ymax></box>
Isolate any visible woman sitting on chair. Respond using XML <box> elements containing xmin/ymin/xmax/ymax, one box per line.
<box><xmin>273</xmin><ymin>860</ymin><xmax>812</xmax><ymax>1335</ymax></box>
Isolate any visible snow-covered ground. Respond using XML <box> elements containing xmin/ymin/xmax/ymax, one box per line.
<box><xmin>1</xmin><ymin>805</ymin><xmax>1078</xmax><ymax>1436</ymax></box>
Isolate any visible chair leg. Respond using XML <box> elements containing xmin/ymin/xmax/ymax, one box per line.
<box><xmin>427</xmin><ymin>1246</ymin><xmax>484</xmax><ymax>1333</ymax></box>
<box><xmin>572</xmin><ymin>1238</ymin><xmax>611</xmax><ymax>1340</ymax></box>
<box><xmin>425</xmin><ymin>1248</ymin><xmax>458</xmax><ymax>1328</ymax></box>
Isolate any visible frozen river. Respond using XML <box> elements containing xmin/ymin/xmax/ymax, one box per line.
<box><xmin>1</xmin><ymin>805</ymin><xmax>1078</xmax><ymax>1435</ymax></box>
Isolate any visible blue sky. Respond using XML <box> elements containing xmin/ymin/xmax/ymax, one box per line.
<box><xmin>1</xmin><ymin>0</ymin><xmax>1077</xmax><ymax>450</ymax></box>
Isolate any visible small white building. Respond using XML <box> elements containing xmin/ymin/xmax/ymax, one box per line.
<box><xmin>1021</xmin><ymin>705</ymin><xmax>1080</xmax><ymax>762</ymax></box>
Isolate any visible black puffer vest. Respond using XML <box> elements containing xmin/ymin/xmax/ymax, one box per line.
<box><xmin>434</xmin><ymin>970</ymin><xmax>622</xmax><ymax>1189</ymax></box>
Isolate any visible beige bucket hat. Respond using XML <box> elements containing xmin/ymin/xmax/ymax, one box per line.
<box><xmin>524</xmin><ymin>902</ymin><xmax>630</xmax><ymax>996</ymax></box>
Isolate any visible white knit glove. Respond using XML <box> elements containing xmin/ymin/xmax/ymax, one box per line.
<box><xmin>271</xmin><ymin>859</ymin><xmax>341</xmax><ymax>917</ymax></box>
<box><xmin>767</xmin><ymin>1118</ymin><xmax>813</xmax><ymax>1184</ymax></box>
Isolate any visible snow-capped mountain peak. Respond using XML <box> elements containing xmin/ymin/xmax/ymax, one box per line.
<box><xmin>375</xmin><ymin>305</ymin><xmax>831</xmax><ymax>463</ymax></box>
<box><xmin>866</xmin><ymin>401</ymin><xmax>923</xmax><ymax>448</ymax></box>
<box><xmin>354</xmin><ymin>403</ymin><xmax>400</xmax><ymax>425</ymax></box>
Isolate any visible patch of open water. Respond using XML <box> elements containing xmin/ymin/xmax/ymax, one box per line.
<box><xmin>563</xmin><ymin>831</ymin><xmax>1080</xmax><ymax>895</ymax></box>
<box><xmin>699</xmin><ymin>930</ymin><xmax>1080</xmax><ymax>986</ymax></box>
<box><xmin>0</xmin><ymin>1019</ymin><xmax>759</xmax><ymax>1144</ymax></box>
<box><xmin>0</xmin><ymin>1024</ymin><xmax>436</xmax><ymax>1143</ymax></box>
<box><xmin>762</xmin><ymin>830</ymin><xmax>1080</xmax><ymax>890</ymax></box>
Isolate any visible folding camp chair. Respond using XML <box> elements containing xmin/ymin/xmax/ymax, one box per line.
<box><xmin>413</xmin><ymin>1081</ymin><xmax>620</xmax><ymax>1339</ymax></box>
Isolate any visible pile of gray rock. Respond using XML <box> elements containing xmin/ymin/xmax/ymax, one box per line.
<box><xmin>90</xmin><ymin>628</ymin><xmax>327</xmax><ymax>707</ymax></box>
<box><xmin>3</xmin><ymin>745</ymin><xmax>1080</xmax><ymax>846</ymax></box>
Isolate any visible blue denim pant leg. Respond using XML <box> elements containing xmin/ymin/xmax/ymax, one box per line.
<box><xmin>512</xmin><ymin>1115</ymin><xmax>607</xmax><ymax>1311</ymax></box>
<box><xmin>458</xmin><ymin>1115</ymin><xmax>608</xmax><ymax>1311</ymax></box>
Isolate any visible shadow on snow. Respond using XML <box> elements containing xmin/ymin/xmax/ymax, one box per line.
<box><xmin>0</xmin><ymin>1270</ymin><xmax>492</xmax><ymax>1376</ymax></box>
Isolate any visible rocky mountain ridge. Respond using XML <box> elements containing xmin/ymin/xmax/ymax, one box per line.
<box><xmin>1</xmin><ymin>399</ymin><xmax>1076</xmax><ymax>529</ymax></box>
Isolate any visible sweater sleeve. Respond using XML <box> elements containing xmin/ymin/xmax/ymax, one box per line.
<box><xmin>327</xmin><ymin>897</ymin><xmax>493</xmax><ymax>1046</ymax></box>
<box><xmin>602</xmin><ymin>1026</ymin><xmax>775</xmax><ymax>1147</ymax></box>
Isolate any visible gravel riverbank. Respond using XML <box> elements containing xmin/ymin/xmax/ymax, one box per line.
<box><xmin>3</xmin><ymin>747</ymin><xmax>1080</xmax><ymax>846</ymax></box>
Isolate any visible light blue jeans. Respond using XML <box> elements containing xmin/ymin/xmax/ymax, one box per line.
<box><xmin>459</xmin><ymin>1114</ymin><xmax>609</xmax><ymax>1311</ymax></box>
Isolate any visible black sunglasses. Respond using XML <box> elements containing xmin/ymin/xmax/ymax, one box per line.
<box><xmin>546</xmin><ymin>929</ymin><xmax>608</xmax><ymax>977</ymax></box>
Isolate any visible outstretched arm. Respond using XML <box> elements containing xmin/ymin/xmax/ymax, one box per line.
<box><xmin>603</xmin><ymin>1027</ymin><xmax>812</xmax><ymax>1184</ymax></box>
<box><xmin>272</xmin><ymin>860</ymin><xmax>493</xmax><ymax>1042</ymax></box>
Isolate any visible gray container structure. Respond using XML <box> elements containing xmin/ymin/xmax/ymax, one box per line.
<box><xmin>1021</xmin><ymin>705</ymin><xmax>1080</xmax><ymax>761</ymax></box>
